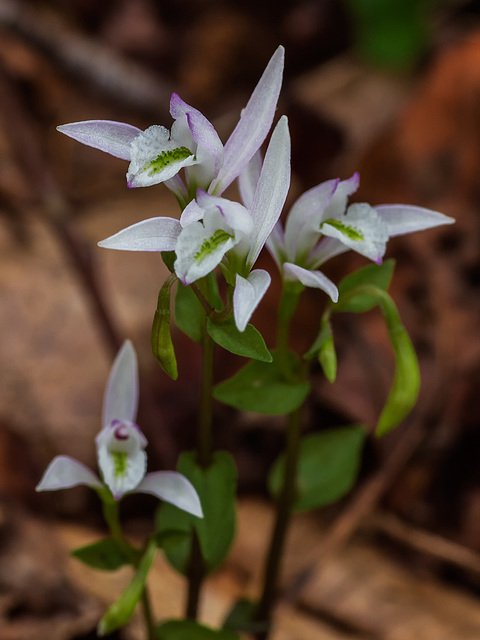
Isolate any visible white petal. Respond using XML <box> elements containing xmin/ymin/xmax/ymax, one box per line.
<box><xmin>239</xmin><ymin>150</ymin><xmax>262</xmax><ymax>209</ymax></box>
<box><xmin>247</xmin><ymin>116</ymin><xmax>291</xmax><ymax>267</ymax></box>
<box><xmin>36</xmin><ymin>455</ymin><xmax>102</xmax><ymax>492</ymax></box>
<box><xmin>266</xmin><ymin>221</ymin><xmax>286</xmax><ymax>269</ymax></box>
<box><xmin>233</xmin><ymin>269</ymin><xmax>271</xmax><ymax>332</ymax></box>
<box><xmin>209</xmin><ymin>46</ymin><xmax>284</xmax><ymax>195</ymax></box>
<box><xmin>96</xmin><ymin>423</ymin><xmax>147</xmax><ymax>499</ymax></box>
<box><xmin>170</xmin><ymin>93</ymin><xmax>223</xmax><ymax>174</ymax></box>
<box><xmin>375</xmin><ymin>204</ymin><xmax>455</xmax><ymax>237</ymax></box>
<box><xmin>57</xmin><ymin>120</ymin><xmax>141</xmax><ymax>160</ymax></box>
<box><xmin>321</xmin><ymin>203</ymin><xmax>388</xmax><ymax>263</ymax></box>
<box><xmin>127</xmin><ymin>125</ymin><xmax>197</xmax><ymax>188</ymax></box>
<box><xmin>180</xmin><ymin>198</ymin><xmax>206</xmax><ymax>227</ymax></box>
<box><xmin>322</xmin><ymin>172</ymin><xmax>360</xmax><ymax>220</ymax></box>
<box><xmin>136</xmin><ymin>471</ymin><xmax>203</xmax><ymax>518</ymax></box>
<box><xmin>98</xmin><ymin>217</ymin><xmax>181</xmax><ymax>252</ymax></box>
<box><xmin>174</xmin><ymin>210</ymin><xmax>236</xmax><ymax>284</ymax></box>
<box><xmin>283</xmin><ymin>263</ymin><xmax>339</xmax><ymax>302</ymax></box>
<box><xmin>103</xmin><ymin>341</ymin><xmax>138</xmax><ymax>427</ymax></box>
<box><xmin>284</xmin><ymin>178</ymin><xmax>338</xmax><ymax>262</ymax></box>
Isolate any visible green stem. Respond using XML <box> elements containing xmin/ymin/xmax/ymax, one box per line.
<box><xmin>254</xmin><ymin>406</ymin><xmax>303</xmax><ymax>640</ymax></box>
<box><xmin>185</xmin><ymin>322</ymin><xmax>216</xmax><ymax>619</ymax></box>
<box><xmin>103</xmin><ymin>500</ymin><xmax>156</xmax><ymax>640</ymax></box>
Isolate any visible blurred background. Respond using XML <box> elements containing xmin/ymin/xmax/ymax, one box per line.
<box><xmin>1</xmin><ymin>0</ymin><xmax>480</xmax><ymax>638</ymax></box>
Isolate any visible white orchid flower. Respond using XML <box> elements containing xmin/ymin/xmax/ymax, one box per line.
<box><xmin>56</xmin><ymin>46</ymin><xmax>284</xmax><ymax>203</ymax></box>
<box><xmin>265</xmin><ymin>172</ymin><xmax>455</xmax><ymax>303</ymax></box>
<box><xmin>36</xmin><ymin>341</ymin><xmax>202</xmax><ymax>518</ymax></box>
<box><xmin>98</xmin><ymin>116</ymin><xmax>291</xmax><ymax>332</ymax></box>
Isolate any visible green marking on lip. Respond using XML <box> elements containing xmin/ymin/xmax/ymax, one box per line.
<box><xmin>112</xmin><ymin>452</ymin><xmax>128</xmax><ymax>478</ymax></box>
<box><xmin>322</xmin><ymin>218</ymin><xmax>364</xmax><ymax>241</ymax></box>
<box><xmin>195</xmin><ymin>229</ymin><xmax>234</xmax><ymax>263</ymax></box>
<box><xmin>144</xmin><ymin>147</ymin><xmax>193</xmax><ymax>176</ymax></box>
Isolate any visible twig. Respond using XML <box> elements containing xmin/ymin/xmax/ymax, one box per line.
<box><xmin>365</xmin><ymin>510</ymin><xmax>480</xmax><ymax>577</ymax></box>
<box><xmin>0</xmin><ymin>0</ymin><xmax>172</xmax><ymax>117</ymax></box>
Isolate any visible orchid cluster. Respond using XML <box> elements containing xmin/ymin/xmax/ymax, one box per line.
<box><xmin>40</xmin><ymin>45</ymin><xmax>454</xmax><ymax>640</ymax></box>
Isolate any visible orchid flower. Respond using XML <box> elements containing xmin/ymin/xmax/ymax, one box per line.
<box><xmin>97</xmin><ymin>116</ymin><xmax>291</xmax><ymax>332</ymax></box>
<box><xmin>36</xmin><ymin>341</ymin><xmax>203</xmax><ymax>518</ymax></box>
<box><xmin>263</xmin><ymin>172</ymin><xmax>455</xmax><ymax>303</ymax></box>
<box><xmin>56</xmin><ymin>46</ymin><xmax>284</xmax><ymax>204</ymax></box>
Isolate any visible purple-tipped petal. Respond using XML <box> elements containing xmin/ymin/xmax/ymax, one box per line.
<box><xmin>103</xmin><ymin>341</ymin><xmax>139</xmax><ymax>428</ymax></box>
<box><xmin>284</xmin><ymin>263</ymin><xmax>339</xmax><ymax>302</ymax></box>
<box><xmin>209</xmin><ymin>45</ymin><xmax>285</xmax><ymax>195</ymax></box>
<box><xmin>36</xmin><ymin>455</ymin><xmax>102</xmax><ymax>492</ymax></box>
<box><xmin>238</xmin><ymin>150</ymin><xmax>262</xmax><ymax>209</ymax></box>
<box><xmin>170</xmin><ymin>93</ymin><xmax>224</xmax><ymax>174</ymax></box>
<box><xmin>233</xmin><ymin>269</ymin><xmax>271</xmax><ymax>332</ymax></box>
<box><xmin>375</xmin><ymin>204</ymin><xmax>455</xmax><ymax>237</ymax></box>
<box><xmin>98</xmin><ymin>217</ymin><xmax>182</xmax><ymax>252</ymax></box>
<box><xmin>136</xmin><ymin>471</ymin><xmax>203</xmax><ymax>518</ymax></box>
<box><xmin>247</xmin><ymin>115</ymin><xmax>290</xmax><ymax>267</ymax></box>
<box><xmin>57</xmin><ymin>120</ymin><xmax>141</xmax><ymax>160</ymax></box>
<box><xmin>284</xmin><ymin>178</ymin><xmax>338</xmax><ymax>262</ymax></box>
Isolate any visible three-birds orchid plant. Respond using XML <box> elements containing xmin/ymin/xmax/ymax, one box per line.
<box><xmin>45</xmin><ymin>44</ymin><xmax>457</xmax><ymax>640</ymax></box>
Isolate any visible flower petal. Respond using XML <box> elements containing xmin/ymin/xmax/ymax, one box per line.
<box><xmin>57</xmin><ymin>120</ymin><xmax>141</xmax><ymax>160</ymax></box>
<box><xmin>127</xmin><ymin>125</ymin><xmax>197</xmax><ymax>188</ymax></box>
<box><xmin>96</xmin><ymin>422</ymin><xmax>147</xmax><ymax>499</ymax></box>
<box><xmin>238</xmin><ymin>150</ymin><xmax>262</xmax><ymax>209</ymax></box>
<box><xmin>170</xmin><ymin>93</ymin><xmax>224</xmax><ymax>174</ymax></box>
<box><xmin>98</xmin><ymin>217</ymin><xmax>182</xmax><ymax>252</ymax></box>
<box><xmin>375</xmin><ymin>204</ymin><xmax>455</xmax><ymax>237</ymax></box>
<box><xmin>103</xmin><ymin>341</ymin><xmax>139</xmax><ymax>427</ymax></box>
<box><xmin>283</xmin><ymin>263</ymin><xmax>339</xmax><ymax>302</ymax></box>
<box><xmin>36</xmin><ymin>455</ymin><xmax>102</xmax><ymax>492</ymax></box>
<box><xmin>174</xmin><ymin>208</ymin><xmax>237</xmax><ymax>284</ymax></box>
<box><xmin>136</xmin><ymin>471</ymin><xmax>203</xmax><ymax>518</ymax></box>
<box><xmin>233</xmin><ymin>269</ymin><xmax>271</xmax><ymax>332</ymax></box>
<box><xmin>209</xmin><ymin>45</ymin><xmax>285</xmax><ymax>195</ymax></box>
<box><xmin>247</xmin><ymin>115</ymin><xmax>291</xmax><ymax>267</ymax></box>
<box><xmin>284</xmin><ymin>178</ymin><xmax>339</xmax><ymax>262</ymax></box>
<box><xmin>266</xmin><ymin>221</ymin><xmax>286</xmax><ymax>269</ymax></box>
<box><xmin>321</xmin><ymin>203</ymin><xmax>388</xmax><ymax>263</ymax></box>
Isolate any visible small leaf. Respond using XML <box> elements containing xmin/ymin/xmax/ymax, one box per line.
<box><xmin>214</xmin><ymin>351</ymin><xmax>310</xmax><ymax>415</ymax></box>
<box><xmin>156</xmin><ymin>452</ymin><xmax>237</xmax><ymax>575</ymax></box>
<box><xmin>71</xmin><ymin>538</ymin><xmax>130</xmax><ymax>571</ymax></box>
<box><xmin>335</xmin><ymin>260</ymin><xmax>395</xmax><ymax>313</ymax></box>
<box><xmin>269</xmin><ymin>426</ymin><xmax>367</xmax><ymax>511</ymax></box>
<box><xmin>207</xmin><ymin>317</ymin><xmax>272</xmax><ymax>362</ymax></box>
<box><xmin>223</xmin><ymin>599</ymin><xmax>259</xmax><ymax>634</ymax></box>
<box><xmin>304</xmin><ymin>317</ymin><xmax>337</xmax><ymax>383</ymax></box>
<box><xmin>162</xmin><ymin>251</ymin><xmax>176</xmax><ymax>273</ymax></box>
<box><xmin>97</xmin><ymin>541</ymin><xmax>156</xmax><ymax>636</ymax></box>
<box><xmin>157</xmin><ymin>619</ymin><xmax>239</xmax><ymax>640</ymax></box>
<box><xmin>175</xmin><ymin>282</ymin><xmax>206</xmax><ymax>344</ymax></box>
<box><xmin>152</xmin><ymin>276</ymin><xmax>178</xmax><ymax>379</ymax></box>
<box><xmin>375</xmin><ymin>290</ymin><xmax>420</xmax><ymax>436</ymax></box>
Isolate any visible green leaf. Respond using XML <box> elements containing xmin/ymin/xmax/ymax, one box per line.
<box><xmin>153</xmin><ymin>529</ymin><xmax>191</xmax><ymax>550</ymax></box>
<box><xmin>156</xmin><ymin>451</ymin><xmax>237</xmax><ymax>575</ymax></box>
<box><xmin>152</xmin><ymin>276</ymin><xmax>178</xmax><ymax>379</ymax></box>
<box><xmin>207</xmin><ymin>317</ymin><xmax>272</xmax><ymax>362</ymax></box>
<box><xmin>269</xmin><ymin>426</ymin><xmax>367</xmax><ymax>512</ymax></box>
<box><xmin>97</xmin><ymin>541</ymin><xmax>156</xmax><ymax>636</ymax></box>
<box><xmin>375</xmin><ymin>290</ymin><xmax>420</xmax><ymax>436</ymax></box>
<box><xmin>71</xmin><ymin>538</ymin><xmax>130</xmax><ymax>571</ymax></box>
<box><xmin>161</xmin><ymin>251</ymin><xmax>176</xmax><ymax>273</ymax></box>
<box><xmin>304</xmin><ymin>317</ymin><xmax>337</xmax><ymax>383</ymax></box>
<box><xmin>214</xmin><ymin>351</ymin><xmax>310</xmax><ymax>415</ymax></box>
<box><xmin>175</xmin><ymin>282</ymin><xmax>206</xmax><ymax>345</ymax></box>
<box><xmin>157</xmin><ymin>619</ymin><xmax>239</xmax><ymax>640</ymax></box>
<box><xmin>335</xmin><ymin>260</ymin><xmax>395</xmax><ymax>313</ymax></box>
<box><xmin>223</xmin><ymin>599</ymin><xmax>258</xmax><ymax>634</ymax></box>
